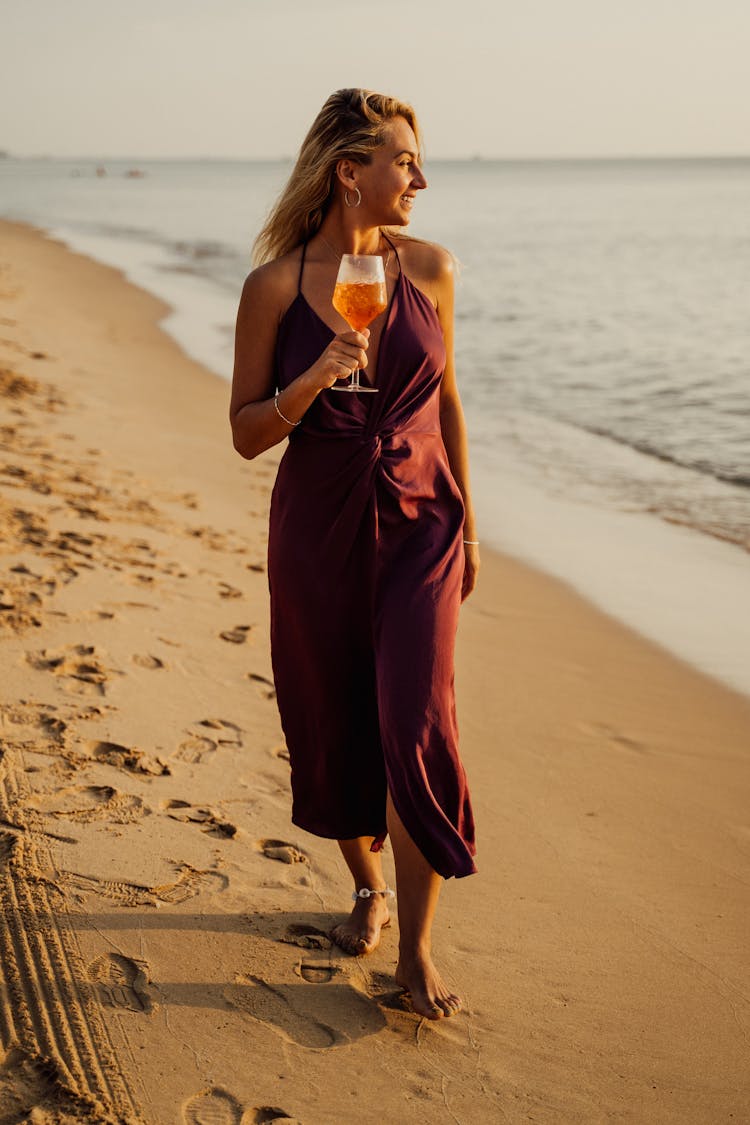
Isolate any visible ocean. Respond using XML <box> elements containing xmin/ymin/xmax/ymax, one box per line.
<box><xmin>2</xmin><ymin>155</ymin><xmax>749</xmax><ymax>696</ymax></box>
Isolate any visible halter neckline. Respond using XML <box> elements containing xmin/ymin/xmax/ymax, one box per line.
<box><xmin>297</xmin><ymin>232</ymin><xmax>401</xmax><ymax>293</ymax></box>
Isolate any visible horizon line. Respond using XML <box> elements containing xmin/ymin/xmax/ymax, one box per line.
<box><xmin>3</xmin><ymin>151</ymin><xmax>750</xmax><ymax>164</ymax></box>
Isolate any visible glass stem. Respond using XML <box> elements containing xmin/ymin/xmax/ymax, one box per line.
<box><xmin>352</xmin><ymin>367</ymin><xmax>361</xmax><ymax>390</ymax></box>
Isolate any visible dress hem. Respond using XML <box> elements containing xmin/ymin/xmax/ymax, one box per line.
<box><xmin>290</xmin><ymin>813</ymin><xmax>478</xmax><ymax>880</ymax></box>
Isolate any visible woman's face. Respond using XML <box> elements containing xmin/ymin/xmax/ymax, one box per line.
<box><xmin>347</xmin><ymin>115</ymin><xmax>428</xmax><ymax>226</ymax></box>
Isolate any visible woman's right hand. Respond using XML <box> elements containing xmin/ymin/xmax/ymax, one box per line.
<box><xmin>309</xmin><ymin>329</ymin><xmax>369</xmax><ymax>390</ymax></box>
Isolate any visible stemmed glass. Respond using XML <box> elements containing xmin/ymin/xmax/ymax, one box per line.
<box><xmin>329</xmin><ymin>254</ymin><xmax>387</xmax><ymax>393</ymax></box>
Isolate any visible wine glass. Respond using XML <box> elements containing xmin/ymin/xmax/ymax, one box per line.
<box><xmin>329</xmin><ymin>254</ymin><xmax>387</xmax><ymax>393</ymax></box>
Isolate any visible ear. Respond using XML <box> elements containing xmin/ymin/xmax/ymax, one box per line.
<box><xmin>334</xmin><ymin>157</ymin><xmax>359</xmax><ymax>190</ymax></box>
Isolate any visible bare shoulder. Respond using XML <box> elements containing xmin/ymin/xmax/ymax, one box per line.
<box><xmin>392</xmin><ymin>234</ymin><xmax>455</xmax><ymax>282</ymax></box>
<box><xmin>238</xmin><ymin>248</ymin><xmax>301</xmax><ymax>322</ymax></box>
<box><xmin>391</xmin><ymin>234</ymin><xmax>455</xmax><ymax>312</ymax></box>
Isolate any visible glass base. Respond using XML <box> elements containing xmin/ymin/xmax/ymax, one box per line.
<box><xmin>329</xmin><ymin>384</ymin><xmax>379</xmax><ymax>393</ymax></box>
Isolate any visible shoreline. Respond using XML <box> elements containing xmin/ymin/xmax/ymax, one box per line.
<box><xmin>1</xmin><ymin>218</ymin><xmax>749</xmax><ymax>1123</ymax></box>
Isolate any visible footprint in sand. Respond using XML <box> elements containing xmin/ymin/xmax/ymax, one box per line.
<box><xmin>62</xmin><ymin>862</ymin><xmax>227</xmax><ymax>907</ymax></box>
<box><xmin>0</xmin><ymin>368</ymin><xmax>40</xmax><ymax>398</ymax></box>
<box><xmin>0</xmin><ymin>700</ymin><xmax>103</xmax><ymax>753</ymax></box>
<box><xmin>257</xmin><ymin>839</ymin><xmax>308</xmax><ymax>865</ymax></box>
<box><xmin>174</xmin><ymin>719</ymin><xmax>243</xmax><ymax>762</ymax></box>
<box><xmin>197</xmin><ymin>718</ymin><xmax>243</xmax><ymax>747</ymax></box>
<box><xmin>182</xmin><ymin>1087</ymin><xmax>243</xmax><ymax>1125</ymax></box>
<box><xmin>131</xmin><ymin>653</ymin><xmax>165</xmax><ymax>669</ymax></box>
<box><xmin>27</xmin><ymin>783</ymin><xmax>146</xmax><ymax>825</ymax></box>
<box><xmin>224</xmin><ymin>974</ymin><xmax>338</xmax><ymax>1049</ymax></box>
<box><xmin>88</xmin><ymin>952</ymin><xmax>154</xmax><ymax>1013</ymax></box>
<box><xmin>81</xmin><ymin>608</ymin><xmax>117</xmax><ymax>622</ymax></box>
<box><xmin>279</xmin><ymin>924</ymin><xmax>331</xmax><ymax>952</ymax></box>
<box><xmin>247</xmin><ymin>672</ymin><xmax>276</xmax><ymax>699</ymax></box>
<box><xmin>217</xmin><ymin>582</ymin><xmax>243</xmax><ymax>599</ymax></box>
<box><xmin>82</xmin><ymin>739</ymin><xmax>170</xmax><ymax>776</ymax></box>
<box><xmin>162</xmin><ymin>798</ymin><xmax>237</xmax><ymax>839</ymax></box>
<box><xmin>297</xmin><ymin>962</ymin><xmax>338</xmax><ymax>984</ymax></box>
<box><xmin>220</xmin><ymin>625</ymin><xmax>253</xmax><ymax>644</ymax></box>
<box><xmin>174</xmin><ymin>735</ymin><xmax>217</xmax><ymax>764</ymax></box>
<box><xmin>51</xmin><ymin>528</ymin><xmax>101</xmax><ymax>562</ymax></box>
<box><xmin>26</xmin><ymin>643</ymin><xmax>111</xmax><ymax>695</ymax></box>
<box><xmin>0</xmin><ymin>576</ymin><xmax>44</xmax><ymax>632</ymax></box>
<box><xmin>243</xmin><ymin>1111</ymin><xmax>300</xmax><ymax>1125</ymax></box>
<box><xmin>122</xmin><ymin>571</ymin><xmax>157</xmax><ymax>588</ymax></box>
<box><xmin>226</xmin><ymin>963</ymin><xmax>385</xmax><ymax>1048</ymax></box>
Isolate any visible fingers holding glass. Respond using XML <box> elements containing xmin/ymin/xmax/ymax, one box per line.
<box><xmin>318</xmin><ymin>332</ymin><xmax>369</xmax><ymax>389</ymax></box>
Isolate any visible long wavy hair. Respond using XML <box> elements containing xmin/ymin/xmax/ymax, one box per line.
<box><xmin>252</xmin><ymin>88</ymin><xmax>422</xmax><ymax>266</ymax></box>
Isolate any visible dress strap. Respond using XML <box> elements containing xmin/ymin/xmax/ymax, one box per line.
<box><xmin>297</xmin><ymin>241</ymin><xmax>308</xmax><ymax>294</ymax></box>
<box><xmin>381</xmin><ymin>232</ymin><xmax>402</xmax><ymax>276</ymax></box>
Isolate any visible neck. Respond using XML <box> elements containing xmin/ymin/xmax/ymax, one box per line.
<box><xmin>318</xmin><ymin>210</ymin><xmax>384</xmax><ymax>256</ymax></box>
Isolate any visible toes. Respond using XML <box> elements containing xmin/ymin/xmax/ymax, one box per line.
<box><xmin>358</xmin><ymin>931</ymin><xmax>378</xmax><ymax>953</ymax></box>
<box><xmin>410</xmin><ymin>994</ymin><xmax>445</xmax><ymax>1019</ymax></box>
<box><xmin>329</xmin><ymin>927</ymin><xmax>363</xmax><ymax>956</ymax></box>
<box><xmin>411</xmin><ymin>990</ymin><xmax>462</xmax><ymax>1019</ymax></box>
<box><xmin>437</xmin><ymin>996</ymin><xmax>460</xmax><ymax>1017</ymax></box>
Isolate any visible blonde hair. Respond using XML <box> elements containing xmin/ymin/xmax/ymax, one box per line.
<box><xmin>252</xmin><ymin>88</ymin><xmax>422</xmax><ymax>266</ymax></box>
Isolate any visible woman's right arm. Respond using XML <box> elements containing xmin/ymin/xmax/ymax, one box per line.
<box><xmin>229</xmin><ymin>266</ymin><xmax>368</xmax><ymax>460</ymax></box>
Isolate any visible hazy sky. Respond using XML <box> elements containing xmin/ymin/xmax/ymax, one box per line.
<box><xmin>2</xmin><ymin>0</ymin><xmax>748</xmax><ymax>159</ymax></box>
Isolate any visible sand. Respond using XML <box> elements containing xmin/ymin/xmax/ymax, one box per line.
<box><xmin>0</xmin><ymin>217</ymin><xmax>749</xmax><ymax>1125</ymax></box>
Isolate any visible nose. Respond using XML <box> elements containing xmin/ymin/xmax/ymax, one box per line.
<box><xmin>413</xmin><ymin>164</ymin><xmax>428</xmax><ymax>190</ymax></box>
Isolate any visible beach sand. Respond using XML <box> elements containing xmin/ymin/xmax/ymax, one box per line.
<box><xmin>1</xmin><ymin>217</ymin><xmax>749</xmax><ymax>1125</ymax></box>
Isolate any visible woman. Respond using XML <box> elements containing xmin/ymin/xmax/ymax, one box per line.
<box><xmin>230</xmin><ymin>89</ymin><xmax>479</xmax><ymax>1020</ymax></box>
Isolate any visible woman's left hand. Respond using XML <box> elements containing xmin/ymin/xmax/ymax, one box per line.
<box><xmin>461</xmin><ymin>542</ymin><xmax>480</xmax><ymax>602</ymax></box>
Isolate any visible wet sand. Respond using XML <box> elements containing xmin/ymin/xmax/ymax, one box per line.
<box><xmin>1</xmin><ymin>218</ymin><xmax>749</xmax><ymax>1124</ymax></box>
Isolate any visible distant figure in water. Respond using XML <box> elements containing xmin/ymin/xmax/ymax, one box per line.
<box><xmin>230</xmin><ymin>88</ymin><xmax>479</xmax><ymax>1020</ymax></box>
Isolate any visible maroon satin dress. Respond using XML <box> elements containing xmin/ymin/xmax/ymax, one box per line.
<box><xmin>267</xmin><ymin>237</ymin><xmax>477</xmax><ymax>879</ymax></box>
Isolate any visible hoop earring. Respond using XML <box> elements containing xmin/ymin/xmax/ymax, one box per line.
<box><xmin>344</xmin><ymin>187</ymin><xmax>362</xmax><ymax>208</ymax></box>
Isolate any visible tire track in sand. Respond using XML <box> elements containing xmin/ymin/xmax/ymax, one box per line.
<box><xmin>0</xmin><ymin>743</ymin><xmax>144</xmax><ymax>1123</ymax></box>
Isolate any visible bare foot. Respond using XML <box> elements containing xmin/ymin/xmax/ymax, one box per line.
<box><xmin>395</xmin><ymin>951</ymin><xmax>462</xmax><ymax>1019</ymax></box>
<box><xmin>329</xmin><ymin>894</ymin><xmax>391</xmax><ymax>956</ymax></box>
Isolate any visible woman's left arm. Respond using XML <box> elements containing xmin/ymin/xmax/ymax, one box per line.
<box><xmin>434</xmin><ymin>249</ymin><xmax>480</xmax><ymax>602</ymax></box>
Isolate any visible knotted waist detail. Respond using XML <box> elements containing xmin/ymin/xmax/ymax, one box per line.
<box><xmin>293</xmin><ymin>422</ymin><xmax>440</xmax><ymax>451</ymax></box>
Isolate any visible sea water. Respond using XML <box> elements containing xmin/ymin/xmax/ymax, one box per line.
<box><xmin>2</xmin><ymin>156</ymin><xmax>749</xmax><ymax>696</ymax></box>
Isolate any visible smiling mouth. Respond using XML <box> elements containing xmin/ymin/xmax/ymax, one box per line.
<box><xmin>401</xmin><ymin>196</ymin><xmax>414</xmax><ymax>206</ymax></box>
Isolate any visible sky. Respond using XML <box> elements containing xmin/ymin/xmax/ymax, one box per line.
<box><xmin>2</xmin><ymin>0</ymin><xmax>749</xmax><ymax>160</ymax></box>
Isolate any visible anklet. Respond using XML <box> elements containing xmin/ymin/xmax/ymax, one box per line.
<box><xmin>352</xmin><ymin>886</ymin><xmax>396</xmax><ymax>901</ymax></box>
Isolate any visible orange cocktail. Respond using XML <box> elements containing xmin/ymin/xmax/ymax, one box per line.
<box><xmin>333</xmin><ymin>280</ymin><xmax>388</xmax><ymax>333</ymax></box>
<box><xmin>329</xmin><ymin>253</ymin><xmax>387</xmax><ymax>393</ymax></box>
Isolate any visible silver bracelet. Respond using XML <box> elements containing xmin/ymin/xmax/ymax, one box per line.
<box><xmin>463</xmin><ymin>539</ymin><xmax>479</xmax><ymax>545</ymax></box>
<box><xmin>274</xmin><ymin>391</ymin><xmax>301</xmax><ymax>427</ymax></box>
